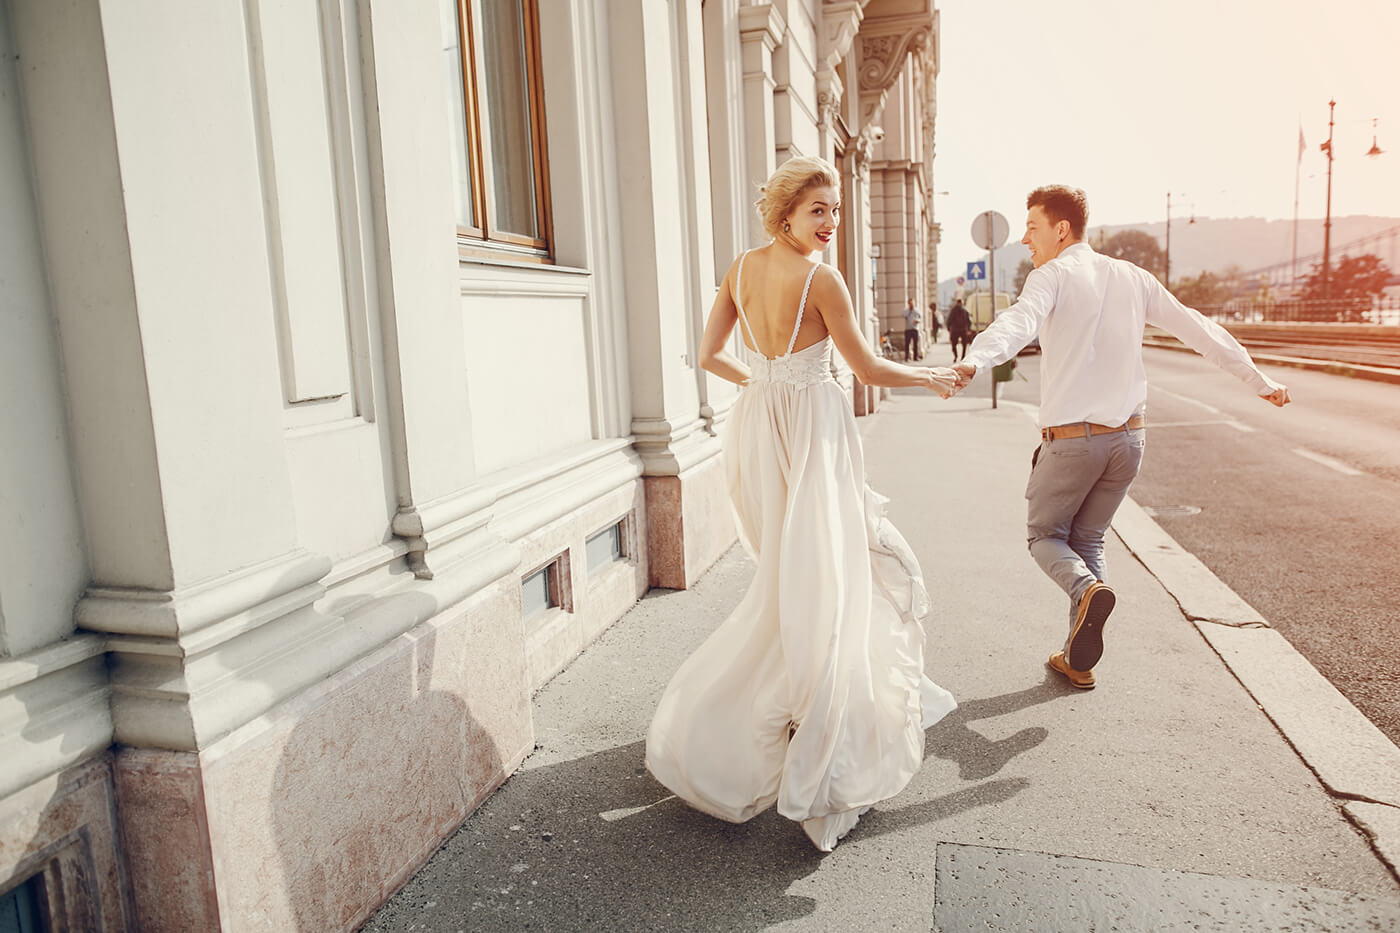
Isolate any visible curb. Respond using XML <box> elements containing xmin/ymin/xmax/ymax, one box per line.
<box><xmin>1141</xmin><ymin>337</ymin><xmax>1400</xmax><ymax>386</ymax></box>
<box><xmin>1112</xmin><ymin>497</ymin><xmax>1400</xmax><ymax>881</ymax></box>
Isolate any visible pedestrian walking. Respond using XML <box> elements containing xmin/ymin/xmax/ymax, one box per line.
<box><xmin>903</xmin><ymin>299</ymin><xmax>922</xmax><ymax>360</ymax></box>
<box><xmin>946</xmin><ymin>298</ymin><xmax>972</xmax><ymax>361</ymax></box>
<box><xmin>928</xmin><ymin>301</ymin><xmax>942</xmax><ymax>344</ymax></box>
<box><xmin>949</xmin><ymin>185</ymin><xmax>1290</xmax><ymax>689</ymax></box>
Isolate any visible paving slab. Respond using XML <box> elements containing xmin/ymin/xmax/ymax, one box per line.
<box><xmin>933</xmin><ymin>843</ymin><xmax>1400</xmax><ymax>932</ymax></box>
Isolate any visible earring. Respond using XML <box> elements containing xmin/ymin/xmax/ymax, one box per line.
<box><xmin>783</xmin><ymin>220</ymin><xmax>791</xmax><ymax>233</ymax></box>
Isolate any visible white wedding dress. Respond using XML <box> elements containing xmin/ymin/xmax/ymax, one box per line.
<box><xmin>645</xmin><ymin>254</ymin><xmax>956</xmax><ymax>851</ymax></box>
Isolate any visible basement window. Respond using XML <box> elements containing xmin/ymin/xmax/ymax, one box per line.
<box><xmin>586</xmin><ymin>521</ymin><xmax>625</xmax><ymax>576</ymax></box>
<box><xmin>0</xmin><ymin>875</ymin><xmax>43</xmax><ymax>932</ymax></box>
<box><xmin>522</xmin><ymin>552</ymin><xmax>571</xmax><ymax>619</ymax></box>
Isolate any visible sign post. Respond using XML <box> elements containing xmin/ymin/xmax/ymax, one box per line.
<box><xmin>970</xmin><ymin>211</ymin><xmax>1010</xmax><ymax>407</ymax></box>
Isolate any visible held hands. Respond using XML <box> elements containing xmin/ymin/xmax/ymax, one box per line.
<box><xmin>938</xmin><ymin>362</ymin><xmax>977</xmax><ymax>398</ymax></box>
<box><xmin>1259</xmin><ymin>385</ymin><xmax>1291</xmax><ymax>407</ymax></box>
<box><xmin>924</xmin><ymin>367</ymin><xmax>959</xmax><ymax>398</ymax></box>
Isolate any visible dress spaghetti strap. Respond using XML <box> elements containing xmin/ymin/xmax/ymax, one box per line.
<box><xmin>732</xmin><ymin>250</ymin><xmax>761</xmax><ymax>353</ymax></box>
<box><xmin>785</xmin><ymin>264</ymin><xmax>822</xmax><ymax>357</ymax></box>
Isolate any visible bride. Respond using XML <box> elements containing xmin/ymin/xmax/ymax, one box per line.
<box><xmin>645</xmin><ymin>156</ymin><xmax>959</xmax><ymax>851</ymax></box>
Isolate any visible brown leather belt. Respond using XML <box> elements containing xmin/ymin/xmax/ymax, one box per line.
<box><xmin>1041</xmin><ymin>414</ymin><xmax>1146</xmax><ymax>442</ymax></box>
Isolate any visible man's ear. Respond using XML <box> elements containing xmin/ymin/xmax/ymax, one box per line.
<box><xmin>1057</xmin><ymin>220</ymin><xmax>1071</xmax><ymax>242</ymax></box>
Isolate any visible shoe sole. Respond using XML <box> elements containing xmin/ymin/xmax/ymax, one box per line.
<box><xmin>1067</xmin><ymin>586</ymin><xmax>1115</xmax><ymax>671</ymax></box>
<box><xmin>1047</xmin><ymin>656</ymin><xmax>1095</xmax><ymax>690</ymax></box>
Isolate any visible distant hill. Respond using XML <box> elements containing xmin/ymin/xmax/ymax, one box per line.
<box><xmin>940</xmin><ymin>215</ymin><xmax>1400</xmax><ymax>304</ymax></box>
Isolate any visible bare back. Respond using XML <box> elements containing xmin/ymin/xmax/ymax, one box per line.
<box><xmin>730</xmin><ymin>245</ymin><xmax>831</xmax><ymax>359</ymax></box>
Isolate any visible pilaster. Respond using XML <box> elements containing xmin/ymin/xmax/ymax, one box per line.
<box><xmin>738</xmin><ymin>3</ymin><xmax>784</xmax><ymax>246</ymax></box>
<box><xmin>361</xmin><ymin>0</ymin><xmax>495</xmax><ymax>583</ymax></box>
<box><xmin>609</xmin><ymin>0</ymin><xmax>731</xmax><ymax>588</ymax></box>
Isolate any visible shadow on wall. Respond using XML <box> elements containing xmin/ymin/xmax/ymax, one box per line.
<box><xmin>271</xmin><ymin>592</ymin><xmax>507</xmax><ymax>933</ymax></box>
<box><xmin>356</xmin><ymin>732</ymin><xmax>1031</xmax><ymax>933</ymax></box>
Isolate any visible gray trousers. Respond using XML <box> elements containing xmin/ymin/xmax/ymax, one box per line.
<box><xmin>1025</xmin><ymin>426</ymin><xmax>1146</xmax><ymax>648</ymax></box>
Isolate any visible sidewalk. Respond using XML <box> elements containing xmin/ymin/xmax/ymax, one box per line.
<box><xmin>361</xmin><ymin>385</ymin><xmax>1400</xmax><ymax>932</ymax></box>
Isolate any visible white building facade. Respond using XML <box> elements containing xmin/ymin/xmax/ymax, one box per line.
<box><xmin>0</xmin><ymin>0</ymin><xmax>939</xmax><ymax>928</ymax></box>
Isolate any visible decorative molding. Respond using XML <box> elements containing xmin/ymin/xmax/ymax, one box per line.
<box><xmin>816</xmin><ymin>68</ymin><xmax>844</xmax><ymax>131</ymax></box>
<box><xmin>392</xmin><ymin>485</ymin><xmax>497</xmax><ymax>580</ymax></box>
<box><xmin>0</xmin><ymin>637</ymin><xmax>111</xmax><ymax>799</ymax></box>
<box><xmin>78</xmin><ymin>550</ymin><xmax>330</xmax><ymax>639</ymax></box>
<box><xmin>737</xmin><ymin>3</ymin><xmax>785</xmax><ymax>50</ymax></box>
<box><xmin>857</xmin><ymin>23</ymin><xmax>932</xmax><ymax>94</ymax></box>
<box><xmin>631</xmin><ymin>414</ymin><xmax>722</xmax><ymax>477</ymax></box>
<box><xmin>819</xmin><ymin>0</ymin><xmax>864</xmax><ymax>71</ymax></box>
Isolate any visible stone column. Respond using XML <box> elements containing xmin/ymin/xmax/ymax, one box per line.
<box><xmin>609</xmin><ymin>0</ymin><xmax>730</xmax><ymax>589</ymax></box>
<box><xmin>13</xmin><ymin>1</ymin><xmax>347</xmax><ymax>926</ymax></box>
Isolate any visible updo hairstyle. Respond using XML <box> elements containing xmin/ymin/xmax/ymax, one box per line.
<box><xmin>755</xmin><ymin>156</ymin><xmax>841</xmax><ymax>239</ymax></box>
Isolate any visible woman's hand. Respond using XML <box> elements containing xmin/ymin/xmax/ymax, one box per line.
<box><xmin>925</xmin><ymin>367</ymin><xmax>959</xmax><ymax>398</ymax></box>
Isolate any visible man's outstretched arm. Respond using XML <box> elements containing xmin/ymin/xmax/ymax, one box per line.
<box><xmin>1146</xmin><ymin>278</ymin><xmax>1291</xmax><ymax>407</ymax></box>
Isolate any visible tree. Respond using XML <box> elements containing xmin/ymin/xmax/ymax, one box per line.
<box><xmin>1013</xmin><ymin>258</ymin><xmax>1033</xmax><ymax>295</ymax></box>
<box><xmin>1299</xmin><ymin>253</ymin><xmax>1391</xmax><ymax>304</ymax></box>
<box><xmin>1096</xmin><ymin>229</ymin><xmax>1164</xmax><ymax>278</ymax></box>
<box><xmin>1170</xmin><ymin>271</ymin><xmax>1233</xmax><ymax>309</ymax></box>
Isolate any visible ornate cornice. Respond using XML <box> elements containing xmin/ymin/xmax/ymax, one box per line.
<box><xmin>857</xmin><ymin>20</ymin><xmax>933</xmax><ymax>94</ymax></box>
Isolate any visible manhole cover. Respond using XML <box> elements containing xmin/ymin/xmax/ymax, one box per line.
<box><xmin>1142</xmin><ymin>504</ymin><xmax>1201</xmax><ymax>518</ymax></box>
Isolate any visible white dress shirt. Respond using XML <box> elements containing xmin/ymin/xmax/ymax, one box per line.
<box><xmin>964</xmin><ymin>243</ymin><xmax>1281</xmax><ymax>428</ymax></box>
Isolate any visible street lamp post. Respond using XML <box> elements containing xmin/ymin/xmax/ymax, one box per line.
<box><xmin>1164</xmin><ymin>192</ymin><xmax>1191</xmax><ymax>290</ymax></box>
<box><xmin>1321</xmin><ymin>100</ymin><xmax>1336</xmax><ymax>302</ymax></box>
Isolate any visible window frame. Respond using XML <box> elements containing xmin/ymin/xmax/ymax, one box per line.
<box><xmin>450</xmin><ymin>0</ymin><xmax>554</xmax><ymax>262</ymax></box>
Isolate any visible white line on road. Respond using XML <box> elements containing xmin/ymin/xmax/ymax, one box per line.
<box><xmin>1152</xmin><ymin>385</ymin><xmax>1226</xmax><ymax>416</ymax></box>
<box><xmin>1149</xmin><ymin>419</ymin><xmax>1256</xmax><ymax>432</ymax></box>
<box><xmin>1292</xmin><ymin>447</ymin><xmax>1364</xmax><ymax>476</ymax></box>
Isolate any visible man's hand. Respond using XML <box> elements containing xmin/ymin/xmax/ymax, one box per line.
<box><xmin>951</xmin><ymin>362</ymin><xmax>977</xmax><ymax>389</ymax></box>
<box><xmin>1259</xmin><ymin>385</ymin><xmax>1291</xmax><ymax>407</ymax></box>
<box><xmin>926</xmin><ymin>367</ymin><xmax>959</xmax><ymax>398</ymax></box>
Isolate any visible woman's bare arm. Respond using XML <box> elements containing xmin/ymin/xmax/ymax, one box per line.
<box><xmin>811</xmin><ymin>266</ymin><xmax>956</xmax><ymax>392</ymax></box>
<box><xmin>697</xmin><ymin>260</ymin><xmax>752</xmax><ymax>386</ymax></box>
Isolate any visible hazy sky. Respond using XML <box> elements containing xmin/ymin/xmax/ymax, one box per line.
<box><xmin>933</xmin><ymin>0</ymin><xmax>1400</xmax><ymax>280</ymax></box>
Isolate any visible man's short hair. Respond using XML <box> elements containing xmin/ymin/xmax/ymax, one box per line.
<box><xmin>1026</xmin><ymin>185</ymin><xmax>1088</xmax><ymax>239</ymax></box>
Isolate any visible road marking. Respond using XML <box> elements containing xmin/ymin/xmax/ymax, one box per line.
<box><xmin>1149</xmin><ymin>419</ymin><xmax>1256</xmax><ymax>432</ymax></box>
<box><xmin>1152</xmin><ymin>386</ymin><xmax>1225</xmax><ymax>416</ymax></box>
<box><xmin>1292</xmin><ymin>447</ymin><xmax>1364</xmax><ymax>476</ymax></box>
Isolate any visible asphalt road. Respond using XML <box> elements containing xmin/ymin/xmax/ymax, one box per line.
<box><xmin>973</xmin><ymin>343</ymin><xmax>1400</xmax><ymax>747</ymax></box>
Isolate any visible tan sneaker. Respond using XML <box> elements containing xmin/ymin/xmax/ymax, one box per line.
<box><xmin>1048</xmin><ymin>651</ymin><xmax>1095</xmax><ymax>689</ymax></box>
<box><xmin>1067</xmin><ymin>582</ymin><xmax>1115</xmax><ymax>671</ymax></box>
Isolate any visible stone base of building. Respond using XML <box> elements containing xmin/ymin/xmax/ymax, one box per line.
<box><xmin>522</xmin><ymin>480</ymin><xmax>651</xmax><ymax>691</ymax></box>
<box><xmin>0</xmin><ymin>755</ymin><xmax>132</xmax><ymax>930</ymax></box>
<box><xmin>111</xmin><ymin>573</ymin><xmax>533</xmax><ymax>932</ymax></box>
<box><xmin>644</xmin><ymin>454</ymin><xmax>735</xmax><ymax>590</ymax></box>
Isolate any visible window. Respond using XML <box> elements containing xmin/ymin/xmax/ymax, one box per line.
<box><xmin>522</xmin><ymin>552</ymin><xmax>572</xmax><ymax>619</ymax></box>
<box><xmin>585</xmin><ymin>522</ymin><xmax>625</xmax><ymax>576</ymax></box>
<box><xmin>0</xmin><ymin>875</ymin><xmax>43</xmax><ymax>932</ymax></box>
<box><xmin>440</xmin><ymin>0</ymin><xmax>553</xmax><ymax>260</ymax></box>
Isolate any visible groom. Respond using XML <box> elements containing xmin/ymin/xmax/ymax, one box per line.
<box><xmin>951</xmin><ymin>185</ymin><xmax>1290</xmax><ymax>689</ymax></box>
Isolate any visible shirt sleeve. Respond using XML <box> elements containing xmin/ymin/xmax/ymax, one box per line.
<box><xmin>1144</xmin><ymin>276</ymin><xmax>1282</xmax><ymax>394</ymax></box>
<box><xmin>963</xmin><ymin>266</ymin><xmax>1056</xmax><ymax>370</ymax></box>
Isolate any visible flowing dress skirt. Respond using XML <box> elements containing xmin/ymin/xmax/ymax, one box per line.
<box><xmin>646</xmin><ymin>343</ymin><xmax>955</xmax><ymax>850</ymax></box>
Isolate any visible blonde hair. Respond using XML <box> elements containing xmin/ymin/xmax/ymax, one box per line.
<box><xmin>756</xmin><ymin>156</ymin><xmax>841</xmax><ymax>238</ymax></box>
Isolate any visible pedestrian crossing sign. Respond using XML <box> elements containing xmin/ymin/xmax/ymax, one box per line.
<box><xmin>966</xmin><ymin>260</ymin><xmax>986</xmax><ymax>280</ymax></box>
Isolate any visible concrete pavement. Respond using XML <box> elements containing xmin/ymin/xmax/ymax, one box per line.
<box><xmin>361</xmin><ymin>384</ymin><xmax>1400</xmax><ymax>932</ymax></box>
